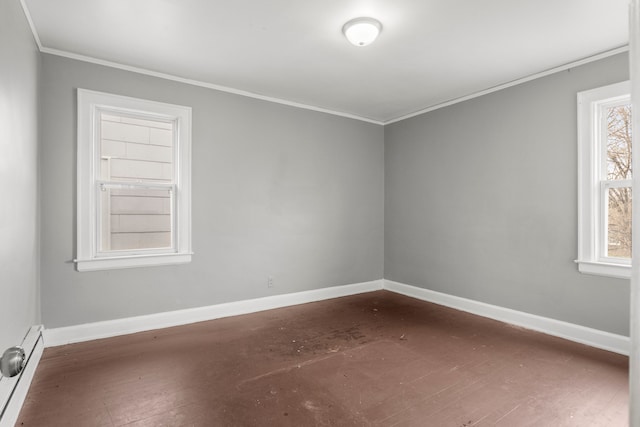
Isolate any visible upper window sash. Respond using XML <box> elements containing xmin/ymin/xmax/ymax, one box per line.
<box><xmin>576</xmin><ymin>80</ymin><xmax>631</xmax><ymax>279</ymax></box>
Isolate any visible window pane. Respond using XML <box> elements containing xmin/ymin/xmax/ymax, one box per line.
<box><xmin>100</xmin><ymin>187</ymin><xmax>173</xmax><ymax>252</ymax></box>
<box><xmin>606</xmin><ymin>186</ymin><xmax>632</xmax><ymax>259</ymax></box>
<box><xmin>606</xmin><ymin>104</ymin><xmax>632</xmax><ymax>180</ymax></box>
<box><xmin>100</xmin><ymin>112</ymin><xmax>174</xmax><ymax>182</ymax></box>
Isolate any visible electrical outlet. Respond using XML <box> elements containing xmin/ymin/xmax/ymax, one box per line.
<box><xmin>267</xmin><ymin>276</ymin><xmax>274</xmax><ymax>288</ymax></box>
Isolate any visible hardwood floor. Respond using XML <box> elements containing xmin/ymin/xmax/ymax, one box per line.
<box><xmin>17</xmin><ymin>291</ymin><xmax>628</xmax><ymax>426</ymax></box>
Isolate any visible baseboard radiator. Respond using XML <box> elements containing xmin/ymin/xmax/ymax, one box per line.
<box><xmin>0</xmin><ymin>326</ymin><xmax>43</xmax><ymax>427</ymax></box>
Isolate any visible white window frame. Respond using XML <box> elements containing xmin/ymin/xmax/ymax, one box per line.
<box><xmin>76</xmin><ymin>89</ymin><xmax>192</xmax><ymax>271</ymax></box>
<box><xmin>577</xmin><ymin>80</ymin><xmax>631</xmax><ymax>279</ymax></box>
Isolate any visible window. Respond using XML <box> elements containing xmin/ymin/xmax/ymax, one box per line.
<box><xmin>76</xmin><ymin>89</ymin><xmax>192</xmax><ymax>271</ymax></box>
<box><xmin>577</xmin><ymin>81</ymin><xmax>632</xmax><ymax>279</ymax></box>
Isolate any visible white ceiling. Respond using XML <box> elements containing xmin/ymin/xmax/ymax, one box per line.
<box><xmin>23</xmin><ymin>0</ymin><xmax>629</xmax><ymax>124</ymax></box>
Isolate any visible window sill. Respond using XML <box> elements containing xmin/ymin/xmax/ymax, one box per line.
<box><xmin>76</xmin><ymin>253</ymin><xmax>192</xmax><ymax>272</ymax></box>
<box><xmin>576</xmin><ymin>260</ymin><xmax>630</xmax><ymax>280</ymax></box>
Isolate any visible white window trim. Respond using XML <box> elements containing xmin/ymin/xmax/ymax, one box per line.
<box><xmin>76</xmin><ymin>89</ymin><xmax>192</xmax><ymax>271</ymax></box>
<box><xmin>577</xmin><ymin>80</ymin><xmax>631</xmax><ymax>279</ymax></box>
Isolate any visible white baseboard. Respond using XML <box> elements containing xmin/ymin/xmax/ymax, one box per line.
<box><xmin>383</xmin><ymin>279</ymin><xmax>630</xmax><ymax>356</ymax></box>
<box><xmin>0</xmin><ymin>325</ymin><xmax>44</xmax><ymax>427</ymax></box>
<box><xmin>42</xmin><ymin>278</ymin><xmax>630</xmax><ymax>356</ymax></box>
<box><xmin>44</xmin><ymin>279</ymin><xmax>384</xmax><ymax>347</ymax></box>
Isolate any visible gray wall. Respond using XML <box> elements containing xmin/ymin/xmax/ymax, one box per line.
<box><xmin>34</xmin><ymin>33</ymin><xmax>631</xmax><ymax>337</ymax></box>
<box><xmin>40</xmin><ymin>54</ymin><xmax>384</xmax><ymax>328</ymax></box>
<box><xmin>385</xmin><ymin>53</ymin><xmax>631</xmax><ymax>336</ymax></box>
<box><xmin>0</xmin><ymin>0</ymin><xmax>40</xmax><ymax>351</ymax></box>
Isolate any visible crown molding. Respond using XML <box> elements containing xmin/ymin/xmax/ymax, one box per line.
<box><xmin>18</xmin><ymin>0</ymin><xmax>43</xmax><ymax>50</ymax></box>
<box><xmin>18</xmin><ymin>1</ymin><xmax>629</xmax><ymax>127</ymax></box>
<box><xmin>385</xmin><ymin>45</ymin><xmax>630</xmax><ymax>125</ymax></box>
<box><xmin>38</xmin><ymin>46</ymin><xmax>385</xmax><ymax>126</ymax></box>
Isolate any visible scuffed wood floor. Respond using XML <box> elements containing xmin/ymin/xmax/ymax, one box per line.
<box><xmin>17</xmin><ymin>291</ymin><xmax>628</xmax><ymax>426</ymax></box>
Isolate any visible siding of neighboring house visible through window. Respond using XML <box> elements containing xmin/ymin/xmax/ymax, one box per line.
<box><xmin>100</xmin><ymin>113</ymin><xmax>173</xmax><ymax>251</ymax></box>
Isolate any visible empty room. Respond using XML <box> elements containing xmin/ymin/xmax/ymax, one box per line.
<box><xmin>1</xmin><ymin>0</ymin><xmax>639</xmax><ymax>426</ymax></box>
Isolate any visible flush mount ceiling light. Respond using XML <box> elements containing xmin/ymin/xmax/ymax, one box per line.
<box><xmin>342</xmin><ymin>17</ymin><xmax>382</xmax><ymax>47</ymax></box>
